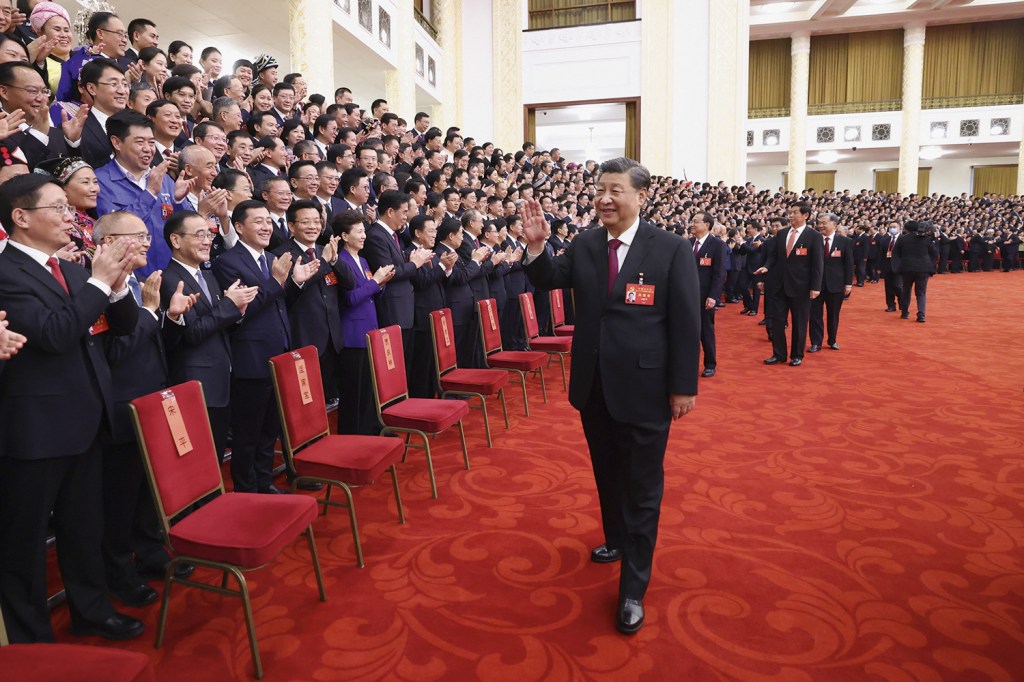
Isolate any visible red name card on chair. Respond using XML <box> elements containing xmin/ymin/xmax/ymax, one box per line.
<box><xmin>161</xmin><ymin>390</ymin><xmax>193</xmax><ymax>456</ymax></box>
<box><xmin>441</xmin><ymin>315</ymin><xmax>452</xmax><ymax>347</ymax></box>
<box><xmin>292</xmin><ymin>352</ymin><xmax>313</xmax><ymax>404</ymax></box>
<box><xmin>382</xmin><ymin>330</ymin><xmax>396</xmax><ymax>369</ymax></box>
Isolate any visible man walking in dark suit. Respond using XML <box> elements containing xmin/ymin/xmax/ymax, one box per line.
<box><xmin>524</xmin><ymin>157</ymin><xmax>700</xmax><ymax>635</ymax></box>
<box><xmin>879</xmin><ymin>223</ymin><xmax>902</xmax><ymax>312</ymax></box>
<box><xmin>755</xmin><ymin>201</ymin><xmax>823</xmax><ymax>366</ymax></box>
<box><xmin>161</xmin><ymin>211</ymin><xmax>255</xmax><ymax>461</ymax></box>
<box><xmin>689</xmin><ymin>211</ymin><xmax>727</xmax><ymax>377</ymax></box>
<box><xmin>211</xmin><ymin>200</ymin><xmax>319</xmax><ymax>494</ymax></box>
<box><xmin>0</xmin><ymin>174</ymin><xmax>144</xmax><ymax>643</ymax></box>
<box><xmin>809</xmin><ymin>213</ymin><xmax>853</xmax><ymax>352</ymax></box>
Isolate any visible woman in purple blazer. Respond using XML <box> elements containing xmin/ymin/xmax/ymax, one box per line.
<box><xmin>334</xmin><ymin>210</ymin><xmax>395</xmax><ymax>434</ymax></box>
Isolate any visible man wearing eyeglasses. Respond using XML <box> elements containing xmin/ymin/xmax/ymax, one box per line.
<box><xmin>0</xmin><ymin>173</ymin><xmax>144</xmax><ymax>643</ymax></box>
<box><xmin>0</xmin><ymin>62</ymin><xmax>86</xmax><ymax>169</ymax></box>
<box><xmin>95</xmin><ymin>110</ymin><xmax>188</xmax><ymax>276</ymax></box>
<box><xmin>78</xmin><ymin>58</ymin><xmax>129</xmax><ymax>168</ymax></box>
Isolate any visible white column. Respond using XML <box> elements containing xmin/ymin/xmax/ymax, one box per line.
<box><xmin>384</xmin><ymin>0</ymin><xmax>417</xmax><ymax>119</ymax></box>
<box><xmin>641</xmin><ymin>0</ymin><xmax>674</xmax><ymax>172</ymax></box>
<box><xmin>490</xmin><ymin>0</ymin><xmax>523</xmax><ymax>152</ymax></box>
<box><xmin>898</xmin><ymin>24</ymin><xmax>926</xmax><ymax>195</ymax></box>
<box><xmin>787</xmin><ymin>32</ymin><xmax>810</xmax><ymax>192</ymax></box>
<box><xmin>432</xmin><ymin>0</ymin><xmax>463</xmax><ymax>129</ymax></box>
<box><xmin>288</xmin><ymin>0</ymin><xmax>334</xmax><ymax>101</ymax></box>
<box><xmin>706</xmin><ymin>0</ymin><xmax>750</xmax><ymax>185</ymax></box>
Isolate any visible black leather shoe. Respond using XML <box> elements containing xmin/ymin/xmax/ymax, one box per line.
<box><xmin>260</xmin><ymin>484</ymin><xmax>292</xmax><ymax>494</ymax></box>
<box><xmin>138</xmin><ymin>561</ymin><xmax>195</xmax><ymax>582</ymax></box>
<box><xmin>829</xmin><ymin>343</ymin><xmax>840</xmax><ymax>350</ymax></box>
<box><xmin>114</xmin><ymin>584</ymin><xmax>158</xmax><ymax>607</ymax></box>
<box><xmin>295</xmin><ymin>480</ymin><xmax>325</xmax><ymax>491</ymax></box>
<box><xmin>916</xmin><ymin>316</ymin><xmax>925</xmax><ymax>323</ymax></box>
<box><xmin>885</xmin><ymin>307</ymin><xmax>896</xmax><ymax>312</ymax></box>
<box><xmin>758</xmin><ymin>319</ymin><xmax>767</xmax><ymax>326</ymax></box>
<box><xmin>701</xmin><ymin>368</ymin><xmax>716</xmax><ymax>377</ymax></box>
<box><xmin>789</xmin><ymin>358</ymin><xmax>802</xmax><ymax>366</ymax></box>
<box><xmin>616</xmin><ymin>598</ymin><xmax>644</xmax><ymax>635</ymax></box>
<box><xmin>900</xmin><ymin>312</ymin><xmax>909</xmax><ymax>319</ymax></box>
<box><xmin>590</xmin><ymin>545</ymin><xmax>622</xmax><ymax>563</ymax></box>
<box><xmin>71</xmin><ymin>613</ymin><xmax>145</xmax><ymax>641</ymax></box>
<box><xmin>739</xmin><ymin>309</ymin><xmax>749</xmax><ymax>315</ymax></box>
<box><xmin>747</xmin><ymin>310</ymin><xmax>758</xmax><ymax>316</ymax></box>
<box><xmin>808</xmin><ymin>345</ymin><xmax>821</xmax><ymax>353</ymax></box>
<box><xmin>764</xmin><ymin>356</ymin><xmax>784</xmax><ymax>365</ymax></box>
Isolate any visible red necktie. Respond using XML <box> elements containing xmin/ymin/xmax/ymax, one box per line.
<box><xmin>824</xmin><ymin>236</ymin><xmax>830</xmax><ymax>254</ymax></box>
<box><xmin>393</xmin><ymin>232</ymin><xmax>401</xmax><ymax>251</ymax></box>
<box><xmin>46</xmin><ymin>257</ymin><xmax>69</xmax><ymax>294</ymax></box>
<box><xmin>306</xmin><ymin>247</ymin><xmax>315</xmax><ymax>261</ymax></box>
<box><xmin>786</xmin><ymin>229</ymin><xmax>797</xmax><ymax>256</ymax></box>
<box><xmin>692</xmin><ymin>239</ymin><xmax>699</xmax><ymax>255</ymax></box>
<box><xmin>607</xmin><ymin>238</ymin><xmax>622</xmax><ymax>293</ymax></box>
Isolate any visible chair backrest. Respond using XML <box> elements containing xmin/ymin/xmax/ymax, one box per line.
<box><xmin>269</xmin><ymin>346</ymin><xmax>329</xmax><ymax>458</ymax></box>
<box><xmin>429</xmin><ymin>308</ymin><xmax>458</xmax><ymax>377</ymax></box>
<box><xmin>550</xmin><ymin>288</ymin><xmax>566</xmax><ymax>328</ymax></box>
<box><xmin>477</xmin><ymin>298</ymin><xmax>503</xmax><ymax>355</ymax></box>
<box><xmin>130</xmin><ymin>381</ymin><xmax>223</xmax><ymax>527</ymax></box>
<box><xmin>518</xmin><ymin>292</ymin><xmax>540</xmax><ymax>340</ymax></box>
<box><xmin>366</xmin><ymin>325</ymin><xmax>408</xmax><ymax>409</ymax></box>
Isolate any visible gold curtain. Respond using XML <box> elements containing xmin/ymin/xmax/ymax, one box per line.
<box><xmin>806</xmin><ymin>170</ymin><xmax>835</xmax><ymax>192</ymax></box>
<box><xmin>917</xmin><ymin>168</ymin><xmax>930</xmax><ymax>196</ymax></box>
<box><xmin>972</xmin><ymin>165</ymin><xmax>1019</xmax><ymax>197</ymax></box>
<box><xmin>809</xmin><ymin>34</ymin><xmax>848</xmax><ymax>106</ymax></box>
<box><xmin>528</xmin><ymin>0</ymin><xmax>636</xmax><ymax>30</ymax></box>
<box><xmin>748</xmin><ymin>39</ymin><xmax>791</xmax><ymax>113</ymax></box>
<box><xmin>809</xmin><ymin>30</ymin><xmax>902</xmax><ymax>108</ymax></box>
<box><xmin>624</xmin><ymin>100</ymin><xmax>639</xmax><ymax>161</ymax></box>
<box><xmin>923</xmin><ymin>20</ymin><xmax>1024</xmax><ymax>104</ymax></box>
<box><xmin>526</xmin><ymin>108</ymin><xmax>536</xmax><ymax>149</ymax></box>
<box><xmin>875</xmin><ymin>169</ymin><xmax>898</xmax><ymax>194</ymax></box>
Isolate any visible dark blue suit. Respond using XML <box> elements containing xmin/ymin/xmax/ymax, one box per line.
<box><xmin>212</xmin><ymin>242</ymin><xmax>296</xmax><ymax>492</ymax></box>
<box><xmin>407</xmin><ymin>245</ymin><xmax>447</xmax><ymax>397</ymax></box>
<box><xmin>336</xmin><ymin>252</ymin><xmax>384</xmax><ymax>434</ymax></box>
<box><xmin>691</xmin><ymin>235</ymin><xmax>728</xmax><ymax>370</ymax></box>
<box><xmin>0</xmin><ymin>245</ymin><xmax>137</xmax><ymax>642</ymax></box>
<box><xmin>438</xmin><ymin>243</ymin><xmax>482</xmax><ymax>368</ymax></box>
<box><xmin>362</xmin><ymin>222</ymin><xmax>419</xmax><ymax>376</ymax></box>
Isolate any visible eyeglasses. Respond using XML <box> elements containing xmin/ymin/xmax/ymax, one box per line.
<box><xmin>3</xmin><ymin>84</ymin><xmax>51</xmax><ymax>98</ymax></box>
<box><xmin>291</xmin><ymin>219</ymin><xmax>320</xmax><ymax>227</ymax></box>
<box><xmin>180</xmin><ymin>231</ymin><xmax>214</xmax><ymax>241</ymax></box>
<box><xmin>24</xmin><ymin>203</ymin><xmax>73</xmax><ymax>216</ymax></box>
<box><xmin>97</xmin><ymin>80</ymin><xmax>130</xmax><ymax>91</ymax></box>
<box><xmin>108</xmin><ymin>232</ymin><xmax>153</xmax><ymax>244</ymax></box>
<box><xmin>97</xmin><ymin>28</ymin><xmax>128</xmax><ymax>39</ymax></box>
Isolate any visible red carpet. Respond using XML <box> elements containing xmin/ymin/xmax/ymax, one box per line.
<box><xmin>41</xmin><ymin>271</ymin><xmax>1024</xmax><ymax>681</ymax></box>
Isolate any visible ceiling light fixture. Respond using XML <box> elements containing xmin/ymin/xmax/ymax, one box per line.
<box><xmin>816</xmin><ymin>151</ymin><xmax>840</xmax><ymax>164</ymax></box>
<box><xmin>919</xmin><ymin>146</ymin><xmax>944</xmax><ymax>160</ymax></box>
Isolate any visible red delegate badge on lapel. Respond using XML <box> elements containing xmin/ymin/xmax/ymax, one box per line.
<box><xmin>625</xmin><ymin>282</ymin><xmax>655</xmax><ymax>306</ymax></box>
<box><xmin>89</xmin><ymin>314</ymin><xmax>110</xmax><ymax>335</ymax></box>
<box><xmin>324</xmin><ymin>272</ymin><xmax>338</xmax><ymax>286</ymax></box>
<box><xmin>794</xmin><ymin>247</ymin><xmax>808</xmax><ymax>256</ymax></box>
<box><xmin>831</xmin><ymin>250</ymin><xmax>843</xmax><ymax>257</ymax></box>
<box><xmin>699</xmin><ymin>257</ymin><xmax>712</xmax><ymax>266</ymax></box>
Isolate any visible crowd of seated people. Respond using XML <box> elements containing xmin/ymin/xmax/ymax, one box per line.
<box><xmin>0</xmin><ymin>2</ymin><xmax>1020</xmax><ymax>651</ymax></box>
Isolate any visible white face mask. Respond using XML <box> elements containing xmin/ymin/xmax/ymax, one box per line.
<box><xmin>889</xmin><ymin>228</ymin><xmax>899</xmax><ymax>235</ymax></box>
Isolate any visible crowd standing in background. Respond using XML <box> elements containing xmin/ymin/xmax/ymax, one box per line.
<box><xmin>0</xmin><ymin>3</ymin><xmax>1020</xmax><ymax>645</ymax></box>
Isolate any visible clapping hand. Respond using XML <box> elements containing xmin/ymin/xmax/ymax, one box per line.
<box><xmin>167</xmin><ymin>280</ymin><xmax>200</xmax><ymax>319</ymax></box>
<box><xmin>0</xmin><ymin>310</ymin><xmax>27</xmax><ymax>361</ymax></box>
<box><xmin>291</xmin><ymin>256</ymin><xmax>321</xmax><ymax>284</ymax></box>
<box><xmin>224</xmin><ymin>280</ymin><xmax>258</xmax><ymax>313</ymax></box>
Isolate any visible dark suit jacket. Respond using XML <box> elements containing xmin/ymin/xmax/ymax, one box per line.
<box><xmin>272</xmin><ymin>239</ymin><xmax>355</xmax><ymax>354</ymax></box>
<box><xmin>160</xmin><ymin>259</ymin><xmax>241</xmax><ymax>407</ymax></box>
<box><xmin>336</xmin><ymin>252</ymin><xmax>382</xmax><ymax>348</ymax></box>
<box><xmin>247</xmin><ymin>164</ymin><xmax>284</xmax><ymax>195</ymax></box>
<box><xmin>879</xmin><ymin>233</ymin><xmax>901</xmax><ymax>274</ymax></box>
<box><xmin>211</xmin><ymin>243</ymin><xmax>296</xmax><ymax>380</ymax></box>
<box><xmin>80</xmin><ymin>111</ymin><xmax>113</xmax><ymax>168</ymax></box>
<box><xmin>764</xmin><ymin>226</ymin><xmax>824</xmax><ymax>297</ymax></box>
<box><xmin>437</xmin><ymin>243</ymin><xmax>478</xmax><ymax>326</ymax></box>
<box><xmin>821</xmin><ymin>233</ymin><xmax>855</xmax><ymax>293</ymax></box>
<box><xmin>456</xmin><ymin>232</ymin><xmax>492</xmax><ymax>303</ymax></box>
<box><xmin>7</xmin><ymin>128</ymin><xmax>69</xmax><ymax>170</ymax></box>
<box><xmin>407</xmin><ymin>245</ymin><xmax>446</xmax><ymax>332</ymax></box>
<box><xmin>362</xmin><ymin>222</ymin><xmax>418</xmax><ymax>329</ymax></box>
<box><xmin>691</xmin><ymin>235</ymin><xmax>727</xmax><ymax>302</ymax></box>
<box><xmin>0</xmin><ymin>246</ymin><xmax>137</xmax><ymax>459</ymax></box>
<box><xmin>103</xmin><ymin>300</ymin><xmax>169</xmax><ymax>444</ymax></box>
<box><xmin>526</xmin><ymin>220</ymin><xmax>701</xmax><ymax>425</ymax></box>
<box><xmin>504</xmin><ymin>237</ymin><xmax>527</xmax><ymax>299</ymax></box>
<box><xmin>740</xmin><ymin>235</ymin><xmax>766</xmax><ymax>273</ymax></box>
<box><xmin>893</xmin><ymin>234</ymin><xmax>939</xmax><ymax>275</ymax></box>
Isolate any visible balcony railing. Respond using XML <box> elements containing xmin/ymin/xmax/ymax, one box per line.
<box><xmin>415</xmin><ymin>8</ymin><xmax>437</xmax><ymax>41</ymax></box>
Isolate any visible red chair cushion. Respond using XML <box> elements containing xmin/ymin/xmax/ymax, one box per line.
<box><xmin>487</xmin><ymin>350</ymin><xmax>547</xmax><ymax>371</ymax></box>
<box><xmin>554</xmin><ymin>325</ymin><xmax>574</xmax><ymax>337</ymax></box>
<box><xmin>168</xmin><ymin>493</ymin><xmax>317</xmax><ymax>567</ymax></box>
<box><xmin>440</xmin><ymin>368</ymin><xmax>509</xmax><ymax>394</ymax></box>
<box><xmin>293</xmin><ymin>435</ymin><xmax>404</xmax><ymax>484</ymax></box>
<box><xmin>381</xmin><ymin>398</ymin><xmax>470</xmax><ymax>432</ymax></box>
<box><xmin>529</xmin><ymin>336</ymin><xmax>572</xmax><ymax>352</ymax></box>
<box><xmin>0</xmin><ymin>644</ymin><xmax>154</xmax><ymax>681</ymax></box>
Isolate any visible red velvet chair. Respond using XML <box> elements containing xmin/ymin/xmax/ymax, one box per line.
<box><xmin>269</xmin><ymin>347</ymin><xmax>406</xmax><ymax>568</ymax></box>
<box><xmin>476</xmin><ymin>298</ymin><xmax>548</xmax><ymax>416</ymax></box>
<box><xmin>429</xmin><ymin>308</ymin><xmax>510</xmax><ymax>447</ymax></box>
<box><xmin>519</xmin><ymin>291</ymin><xmax>572</xmax><ymax>390</ymax></box>
<box><xmin>366</xmin><ymin>326</ymin><xmax>471</xmax><ymax>499</ymax></box>
<box><xmin>0</xmin><ymin>607</ymin><xmax>155</xmax><ymax>682</ymax></box>
<box><xmin>130</xmin><ymin>381</ymin><xmax>326</xmax><ymax>680</ymax></box>
<box><xmin>550</xmin><ymin>288</ymin><xmax>574</xmax><ymax>337</ymax></box>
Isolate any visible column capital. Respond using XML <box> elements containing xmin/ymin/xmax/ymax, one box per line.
<box><xmin>904</xmin><ymin>23</ymin><xmax>926</xmax><ymax>47</ymax></box>
<box><xmin>791</xmin><ymin>32</ymin><xmax>810</xmax><ymax>55</ymax></box>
